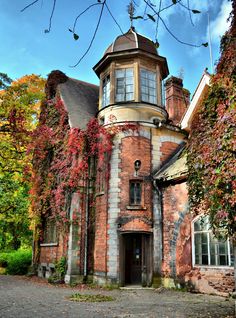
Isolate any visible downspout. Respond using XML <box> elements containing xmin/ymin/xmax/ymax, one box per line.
<box><xmin>153</xmin><ymin>178</ymin><xmax>163</xmax><ymax>281</ymax></box>
<box><xmin>84</xmin><ymin>177</ymin><xmax>89</xmax><ymax>279</ymax></box>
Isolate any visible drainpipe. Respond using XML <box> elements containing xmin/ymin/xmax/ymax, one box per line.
<box><xmin>84</xmin><ymin>177</ymin><xmax>89</xmax><ymax>279</ymax></box>
<box><xmin>152</xmin><ymin>178</ymin><xmax>163</xmax><ymax>283</ymax></box>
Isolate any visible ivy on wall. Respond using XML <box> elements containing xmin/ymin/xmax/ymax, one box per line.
<box><xmin>187</xmin><ymin>1</ymin><xmax>236</xmax><ymax>239</ymax></box>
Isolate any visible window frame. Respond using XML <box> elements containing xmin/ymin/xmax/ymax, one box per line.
<box><xmin>192</xmin><ymin>215</ymin><xmax>233</xmax><ymax>268</ymax></box>
<box><xmin>140</xmin><ymin>68</ymin><xmax>157</xmax><ymax>104</ymax></box>
<box><xmin>102</xmin><ymin>74</ymin><xmax>110</xmax><ymax>108</ymax></box>
<box><xmin>115</xmin><ymin>68</ymin><xmax>134</xmax><ymax>102</ymax></box>
<box><xmin>129</xmin><ymin>180</ymin><xmax>142</xmax><ymax>206</ymax></box>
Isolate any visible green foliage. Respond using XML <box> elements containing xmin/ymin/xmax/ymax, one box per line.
<box><xmin>0</xmin><ymin>249</ymin><xmax>32</xmax><ymax>275</ymax></box>
<box><xmin>0</xmin><ymin>173</ymin><xmax>32</xmax><ymax>250</ymax></box>
<box><xmin>69</xmin><ymin>293</ymin><xmax>115</xmax><ymax>302</ymax></box>
<box><xmin>55</xmin><ymin>256</ymin><xmax>67</xmax><ymax>277</ymax></box>
<box><xmin>0</xmin><ymin>74</ymin><xmax>45</xmax><ymax>251</ymax></box>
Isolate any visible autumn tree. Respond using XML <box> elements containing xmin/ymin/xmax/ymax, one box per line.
<box><xmin>0</xmin><ymin>74</ymin><xmax>45</xmax><ymax>250</ymax></box>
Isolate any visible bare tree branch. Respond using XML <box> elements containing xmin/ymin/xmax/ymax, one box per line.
<box><xmin>70</xmin><ymin>1</ymin><xmax>106</xmax><ymax>68</ymax></box>
<box><xmin>45</xmin><ymin>0</ymin><xmax>57</xmax><ymax>33</ymax></box>
<box><xmin>72</xmin><ymin>3</ymin><xmax>102</xmax><ymax>33</ymax></box>
<box><xmin>20</xmin><ymin>0</ymin><xmax>40</xmax><ymax>12</ymax></box>
<box><xmin>143</xmin><ymin>0</ymin><xmax>205</xmax><ymax>48</ymax></box>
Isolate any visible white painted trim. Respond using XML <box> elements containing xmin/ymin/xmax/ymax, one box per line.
<box><xmin>181</xmin><ymin>73</ymin><xmax>211</xmax><ymax>131</ymax></box>
<box><xmin>131</xmin><ymin>29</ymin><xmax>138</xmax><ymax>48</ymax></box>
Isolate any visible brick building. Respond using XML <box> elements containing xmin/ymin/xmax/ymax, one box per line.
<box><xmin>36</xmin><ymin>28</ymin><xmax>234</xmax><ymax>295</ymax></box>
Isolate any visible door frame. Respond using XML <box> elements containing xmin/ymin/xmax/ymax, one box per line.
<box><xmin>119</xmin><ymin>232</ymin><xmax>153</xmax><ymax>287</ymax></box>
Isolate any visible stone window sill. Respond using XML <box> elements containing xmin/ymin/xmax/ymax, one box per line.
<box><xmin>126</xmin><ymin>205</ymin><xmax>147</xmax><ymax>210</ymax></box>
<box><xmin>40</xmin><ymin>243</ymin><xmax>58</xmax><ymax>247</ymax></box>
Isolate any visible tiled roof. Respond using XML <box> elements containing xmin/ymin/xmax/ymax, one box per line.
<box><xmin>58</xmin><ymin>78</ymin><xmax>99</xmax><ymax>130</ymax></box>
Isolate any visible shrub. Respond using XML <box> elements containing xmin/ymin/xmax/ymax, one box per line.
<box><xmin>0</xmin><ymin>249</ymin><xmax>32</xmax><ymax>275</ymax></box>
<box><xmin>0</xmin><ymin>252</ymin><xmax>9</xmax><ymax>268</ymax></box>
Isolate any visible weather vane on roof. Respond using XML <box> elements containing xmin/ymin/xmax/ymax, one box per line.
<box><xmin>127</xmin><ymin>0</ymin><xmax>135</xmax><ymax>29</ymax></box>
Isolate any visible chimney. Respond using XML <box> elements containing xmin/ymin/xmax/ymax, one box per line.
<box><xmin>165</xmin><ymin>76</ymin><xmax>190</xmax><ymax>125</ymax></box>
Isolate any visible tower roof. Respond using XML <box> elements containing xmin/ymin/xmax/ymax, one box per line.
<box><xmin>104</xmin><ymin>27</ymin><xmax>158</xmax><ymax>56</ymax></box>
<box><xmin>93</xmin><ymin>28</ymin><xmax>169</xmax><ymax>79</ymax></box>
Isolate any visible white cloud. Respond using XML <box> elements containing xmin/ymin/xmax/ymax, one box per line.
<box><xmin>210</xmin><ymin>0</ymin><xmax>232</xmax><ymax>42</ymax></box>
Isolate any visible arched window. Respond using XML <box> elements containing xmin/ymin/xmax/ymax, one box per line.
<box><xmin>193</xmin><ymin>216</ymin><xmax>234</xmax><ymax>267</ymax></box>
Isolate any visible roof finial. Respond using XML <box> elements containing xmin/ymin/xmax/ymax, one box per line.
<box><xmin>127</xmin><ymin>0</ymin><xmax>135</xmax><ymax>30</ymax></box>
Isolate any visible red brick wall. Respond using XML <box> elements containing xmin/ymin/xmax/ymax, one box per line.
<box><xmin>119</xmin><ymin>136</ymin><xmax>152</xmax><ymax>231</ymax></box>
<box><xmin>162</xmin><ymin>182</ymin><xmax>189</xmax><ymax>277</ymax></box>
<box><xmin>94</xmin><ymin>193</ymin><xmax>108</xmax><ymax>273</ymax></box>
<box><xmin>160</xmin><ymin>141</ymin><xmax>179</xmax><ymax>163</ymax></box>
<box><xmin>40</xmin><ymin>234</ymin><xmax>65</xmax><ymax>263</ymax></box>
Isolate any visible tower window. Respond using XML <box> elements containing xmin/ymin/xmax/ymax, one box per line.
<box><xmin>193</xmin><ymin>216</ymin><xmax>234</xmax><ymax>267</ymax></box>
<box><xmin>115</xmin><ymin>68</ymin><xmax>134</xmax><ymax>102</ymax></box>
<box><xmin>102</xmin><ymin>75</ymin><xmax>110</xmax><ymax>107</ymax></box>
<box><xmin>140</xmin><ymin>69</ymin><xmax>157</xmax><ymax>104</ymax></box>
<box><xmin>130</xmin><ymin>181</ymin><xmax>142</xmax><ymax>205</ymax></box>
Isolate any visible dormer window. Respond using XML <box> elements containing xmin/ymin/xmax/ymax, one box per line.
<box><xmin>141</xmin><ymin>69</ymin><xmax>157</xmax><ymax>104</ymax></box>
<box><xmin>115</xmin><ymin>68</ymin><xmax>134</xmax><ymax>102</ymax></box>
<box><xmin>102</xmin><ymin>75</ymin><xmax>110</xmax><ymax>107</ymax></box>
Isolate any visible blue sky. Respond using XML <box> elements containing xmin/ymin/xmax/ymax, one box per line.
<box><xmin>0</xmin><ymin>0</ymin><xmax>232</xmax><ymax>96</ymax></box>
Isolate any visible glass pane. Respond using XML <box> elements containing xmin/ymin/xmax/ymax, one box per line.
<box><xmin>219</xmin><ymin>255</ymin><xmax>227</xmax><ymax>265</ymax></box>
<box><xmin>149</xmin><ymin>88</ymin><xmax>156</xmax><ymax>96</ymax></box>
<box><xmin>117</xmin><ymin>88</ymin><xmax>124</xmax><ymax>94</ymax></box>
<box><xmin>117</xmin><ymin>78</ymin><xmax>124</xmax><ymax>87</ymax></box>
<box><xmin>202</xmin><ymin>243</ymin><xmax>208</xmax><ymax>254</ymax></box>
<box><xmin>141</xmin><ymin>86</ymin><xmax>148</xmax><ymax>94</ymax></box>
<box><xmin>136</xmin><ymin>183</ymin><xmax>141</xmax><ymax>204</ymax></box>
<box><xmin>202</xmin><ymin>254</ymin><xmax>208</xmax><ymax>265</ymax></box>
<box><xmin>149</xmin><ymin>96</ymin><xmax>156</xmax><ymax>104</ymax></box>
<box><xmin>195</xmin><ymin>254</ymin><xmax>199</xmax><ymax>264</ymax></box>
<box><xmin>149</xmin><ymin>80</ymin><xmax>156</xmax><ymax>88</ymax></box>
<box><xmin>130</xmin><ymin>183</ymin><xmax>135</xmax><ymax>204</ymax></box>
<box><xmin>201</xmin><ymin>233</ymin><xmax>208</xmax><ymax>243</ymax></box>
<box><xmin>142</xmin><ymin>94</ymin><xmax>149</xmax><ymax>102</ymax></box>
<box><xmin>141</xmin><ymin>78</ymin><xmax>148</xmax><ymax>86</ymax></box>
<box><xmin>116</xmin><ymin>94</ymin><xmax>124</xmax><ymax>102</ymax></box>
<box><xmin>126</xmin><ymin>85</ymin><xmax>133</xmax><ymax>93</ymax></box>
<box><xmin>148</xmin><ymin>72</ymin><xmax>156</xmax><ymax>80</ymax></box>
<box><xmin>126</xmin><ymin>93</ymin><xmax>134</xmax><ymax>101</ymax></box>
<box><xmin>141</xmin><ymin>69</ymin><xmax>147</xmax><ymax>78</ymax></box>
<box><xmin>219</xmin><ymin>242</ymin><xmax>227</xmax><ymax>254</ymax></box>
<box><xmin>126</xmin><ymin>68</ymin><xmax>133</xmax><ymax>77</ymax></box>
<box><xmin>116</xmin><ymin>69</ymin><xmax>125</xmax><ymax>78</ymax></box>
<box><xmin>126</xmin><ymin>77</ymin><xmax>133</xmax><ymax>85</ymax></box>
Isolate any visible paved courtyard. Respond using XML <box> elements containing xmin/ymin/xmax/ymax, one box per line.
<box><xmin>0</xmin><ymin>275</ymin><xmax>235</xmax><ymax>318</ymax></box>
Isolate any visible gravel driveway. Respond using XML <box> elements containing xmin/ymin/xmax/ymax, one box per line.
<box><xmin>0</xmin><ymin>275</ymin><xmax>234</xmax><ymax>318</ymax></box>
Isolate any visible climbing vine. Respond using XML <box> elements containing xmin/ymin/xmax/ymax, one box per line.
<box><xmin>187</xmin><ymin>1</ymin><xmax>236</xmax><ymax>239</ymax></box>
<box><xmin>29</xmin><ymin>93</ymin><xmax>137</xmax><ymax>258</ymax></box>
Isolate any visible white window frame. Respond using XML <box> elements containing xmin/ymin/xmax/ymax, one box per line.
<box><xmin>140</xmin><ymin>68</ymin><xmax>157</xmax><ymax>104</ymax></box>
<box><xmin>115</xmin><ymin>68</ymin><xmax>134</xmax><ymax>102</ymax></box>
<box><xmin>192</xmin><ymin>215</ymin><xmax>233</xmax><ymax>268</ymax></box>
